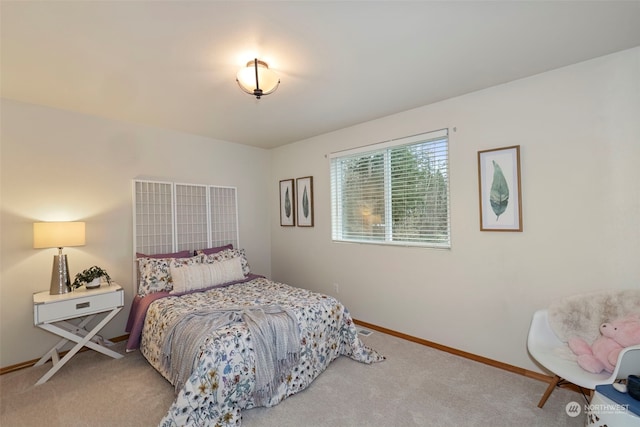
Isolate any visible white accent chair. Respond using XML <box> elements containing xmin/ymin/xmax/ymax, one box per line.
<box><xmin>527</xmin><ymin>289</ymin><xmax>640</xmax><ymax>408</ymax></box>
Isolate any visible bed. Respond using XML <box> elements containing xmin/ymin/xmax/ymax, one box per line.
<box><xmin>125</xmin><ymin>247</ymin><xmax>384</xmax><ymax>426</ymax></box>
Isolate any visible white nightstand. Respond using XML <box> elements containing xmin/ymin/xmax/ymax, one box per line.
<box><xmin>32</xmin><ymin>283</ymin><xmax>124</xmax><ymax>385</ymax></box>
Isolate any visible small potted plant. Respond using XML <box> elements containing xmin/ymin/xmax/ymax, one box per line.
<box><xmin>72</xmin><ymin>266</ymin><xmax>112</xmax><ymax>290</ymax></box>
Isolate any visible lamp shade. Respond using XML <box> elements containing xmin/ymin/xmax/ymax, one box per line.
<box><xmin>33</xmin><ymin>222</ymin><xmax>86</xmax><ymax>248</ymax></box>
<box><xmin>236</xmin><ymin>59</ymin><xmax>280</xmax><ymax>99</ymax></box>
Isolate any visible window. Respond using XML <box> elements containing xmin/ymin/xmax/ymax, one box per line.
<box><xmin>330</xmin><ymin>129</ymin><xmax>450</xmax><ymax>248</ymax></box>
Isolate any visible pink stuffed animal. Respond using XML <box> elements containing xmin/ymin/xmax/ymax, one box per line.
<box><xmin>568</xmin><ymin>313</ymin><xmax>640</xmax><ymax>374</ymax></box>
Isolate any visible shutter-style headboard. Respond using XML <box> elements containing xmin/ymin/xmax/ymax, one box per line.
<box><xmin>132</xmin><ymin>179</ymin><xmax>239</xmax><ymax>290</ymax></box>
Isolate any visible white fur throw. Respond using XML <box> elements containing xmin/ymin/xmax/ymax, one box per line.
<box><xmin>548</xmin><ymin>289</ymin><xmax>640</xmax><ymax>343</ymax></box>
<box><xmin>170</xmin><ymin>257</ymin><xmax>245</xmax><ymax>294</ymax></box>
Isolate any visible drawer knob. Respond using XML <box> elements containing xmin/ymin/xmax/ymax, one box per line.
<box><xmin>76</xmin><ymin>302</ymin><xmax>90</xmax><ymax>309</ymax></box>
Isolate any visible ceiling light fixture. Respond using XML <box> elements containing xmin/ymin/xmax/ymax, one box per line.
<box><xmin>236</xmin><ymin>58</ymin><xmax>280</xmax><ymax>99</ymax></box>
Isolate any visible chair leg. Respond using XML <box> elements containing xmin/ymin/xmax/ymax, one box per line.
<box><xmin>538</xmin><ymin>375</ymin><xmax>561</xmax><ymax>408</ymax></box>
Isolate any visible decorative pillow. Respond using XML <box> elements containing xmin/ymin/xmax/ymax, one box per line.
<box><xmin>196</xmin><ymin>244</ymin><xmax>233</xmax><ymax>256</ymax></box>
<box><xmin>170</xmin><ymin>257</ymin><xmax>245</xmax><ymax>294</ymax></box>
<box><xmin>201</xmin><ymin>248</ymin><xmax>250</xmax><ymax>276</ymax></box>
<box><xmin>136</xmin><ymin>250</ymin><xmax>191</xmax><ymax>259</ymax></box>
<box><xmin>137</xmin><ymin>255</ymin><xmax>203</xmax><ymax>296</ymax></box>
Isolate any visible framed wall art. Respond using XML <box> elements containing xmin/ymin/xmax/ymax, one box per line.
<box><xmin>296</xmin><ymin>176</ymin><xmax>314</xmax><ymax>227</ymax></box>
<box><xmin>279</xmin><ymin>179</ymin><xmax>295</xmax><ymax>226</ymax></box>
<box><xmin>477</xmin><ymin>145</ymin><xmax>522</xmax><ymax>232</ymax></box>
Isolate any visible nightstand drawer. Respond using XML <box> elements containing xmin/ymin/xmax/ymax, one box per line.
<box><xmin>34</xmin><ymin>289</ymin><xmax>123</xmax><ymax>324</ymax></box>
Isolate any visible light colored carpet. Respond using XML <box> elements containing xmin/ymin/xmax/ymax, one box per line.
<box><xmin>1</xmin><ymin>331</ymin><xmax>584</xmax><ymax>426</ymax></box>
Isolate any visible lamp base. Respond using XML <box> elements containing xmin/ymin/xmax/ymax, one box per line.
<box><xmin>50</xmin><ymin>254</ymin><xmax>71</xmax><ymax>295</ymax></box>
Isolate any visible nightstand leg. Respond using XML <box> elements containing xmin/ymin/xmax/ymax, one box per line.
<box><xmin>35</xmin><ymin>307</ymin><xmax>122</xmax><ymax>385</ymax></box>
<box><xmin>58</xmin><ymin>319</ymin><xmax>111</xmax><ymax>346</ymax></box>
<box><xmin>34</xmin><ymin>315</ymin><xmax>96</xmax><ymax>366</ymax></box>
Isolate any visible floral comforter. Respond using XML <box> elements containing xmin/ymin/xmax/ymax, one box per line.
<box><xmin>138</xmin><ymin>277</ymin><xmax>385</xmax><ymax>426</ymax></box>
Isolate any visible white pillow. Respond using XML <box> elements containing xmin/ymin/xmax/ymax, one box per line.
<box><xmin>170</xmin><ymin>257</ymin><xmax>245</xmax><ymax>294</ymax></box>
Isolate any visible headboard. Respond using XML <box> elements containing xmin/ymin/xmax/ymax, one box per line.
<box><xmin>132</xmin><ymin>179</ymin><xmax>239</xmax><ymax>289</ymax></box>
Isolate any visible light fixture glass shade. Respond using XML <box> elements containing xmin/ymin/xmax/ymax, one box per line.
<box><xmin>33</xmin><ymin>222</ymin><xmax>86</xmax><ymax>248</ymax></box>
<box><xmin>236</xmin><ymin>59</ymin><xmax>280</xmax><ymax>99</ymax></box>
<box><xmin>33</xmin><ymin>222</ymin><xmax>85</xmax><ymax>295</ymax></box>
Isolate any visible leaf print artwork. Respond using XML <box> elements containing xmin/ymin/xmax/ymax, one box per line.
<box><xmin>280</xmin><ymin>179</ymin><xmax>296</xmax><ymax>226</ymax></box>
<box><xmin>296</xmin><ymin>176</ymin><xmax>313</xmax><ymax>226</ymax></box>
<box><xmin>284</xmin><ymin>188</ymin><xmax>292</xmax><ymax>218</ymax></box>
<box><xmin>478</xmin><ymin>146</ymin><xmax>521</xmax><ymax>231</ymax></box>
<box><xmin>302</xmin><ymin>187</ymin><xmax>309</xmax><ymax>218</ymax></box>
<box><xmin>489</xmin><ymin>160</ymin><xmax>509</xmax><ymax>220</ymax></box>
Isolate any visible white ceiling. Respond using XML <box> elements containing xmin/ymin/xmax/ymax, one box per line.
<box><xmin>2</xmin><ymin>1</ymin><xmax>639</xmax><ymax>149</ymax></box>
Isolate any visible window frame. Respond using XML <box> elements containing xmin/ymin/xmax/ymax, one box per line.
<box><xmin>329</xmin><ymin>129</ymin><xmax>450</xmax><ymax>249</ymax></box>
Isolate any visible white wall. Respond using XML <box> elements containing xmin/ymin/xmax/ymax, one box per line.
<box><xmin>270</xmin><ymin>48</ymin><xmax>640</xmax><ymax>373</ymax></box>
<box><xmin>0</xmin><ymin>100</ymin><xmax>272</xmax><ymax>368</ymax></box>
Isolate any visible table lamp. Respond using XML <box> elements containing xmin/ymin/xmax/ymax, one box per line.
<box><xmin>33</xmin><ymin>222</ymin><xmax>86</xmax><ymax>295</ymax></box>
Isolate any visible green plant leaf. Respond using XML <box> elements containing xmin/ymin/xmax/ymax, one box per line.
<box><xmin>302</xmin><ymin>187</ymin><xmax>309</xmax><ymax>218</ymax></box>
<box><xmin>489</xmin><ymin>160</ymin><xmax>509</xmax><ymax>220</ymax></box>
<box><xmin>72</xmin><ymin>265</ymin><xmax>111</xmax><ymax>288</ymax></box>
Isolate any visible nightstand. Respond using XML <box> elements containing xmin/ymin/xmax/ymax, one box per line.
<box><xmin>587</xmin><ymin>384</ymin><xmax>640</xmax><ymax>426</ymax></box>
<box><xmin>32</xmin><ymin>283</ymin><xmax>124</xmax><ymax>385</ymax></box>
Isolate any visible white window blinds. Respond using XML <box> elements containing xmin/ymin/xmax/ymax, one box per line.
<box><xmin>330</xmin><ymin>129</ymin><xmax>450</xmax><ymax>248</ymax></box>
